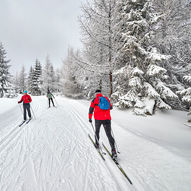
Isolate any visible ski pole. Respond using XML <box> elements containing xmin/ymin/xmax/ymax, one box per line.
<box><xmin>19</xmin><ymin>104</ymin><xmax>23</xmax><ymax>113</ymax></box>
<box><xmin>47</xmin><ymin>98</ymin><xmax>49</xmax><ymax>108</ymax></box>
<box><xmin>54</xmin><ymin>97</ymin><xmax>58</xmax><ymax>107</ymax></box>
<box><xmin>31</xmin><ymin>105</ymin><xmax>36</xmax><ymax>119</ymax></box>
<box><xmin>90</xmin><ymin>123</ymin><xmax>99</xmax><ymax>144</ymax></box>
<box><xmin>111</xmin><ymin>128</ymin><xmax>120</xmax><ymax>154</ymax></box>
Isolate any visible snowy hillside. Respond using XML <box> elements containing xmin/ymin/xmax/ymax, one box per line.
<box><xmin>0</xmin><ymin>96</ymin><xmax>191</xmax><ymax>191</ymax></box>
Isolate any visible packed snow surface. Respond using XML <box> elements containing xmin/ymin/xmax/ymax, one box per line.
<box><xmin>0</xmin><ymin>96</ymin><xmax>191</xmax><ymax>191</ymax></box>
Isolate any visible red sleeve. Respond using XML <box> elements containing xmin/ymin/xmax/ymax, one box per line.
<box><xmin>28</xmin><ymin>95</ymin><xmax>32</xmax><ymax>103</ymax></box>
<box><xmin>89</xmin><ymin>99</ymin><xmax>95</xmax><ymax>119</ymax></box>
<box><xmin>90</xmin><ymin>100</ymin><xmax>95</xmax><ymax>108</ymax></box>
<box><xmin>18</xmin><ymin>96</ymin><xmax>23</xmax><ymax>103</ymax></box>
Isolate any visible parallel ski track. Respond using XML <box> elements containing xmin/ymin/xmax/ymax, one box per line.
<box><xmin>49</xmin><ymin>104</ymin><xmax>121</xmax><ymax>191</ymax></box>
<box><xmin>0</xmin><ymin>101</ymin><xmax>40</xmax><ymax>154</ymax></box>
<box><xmin>0</xmin><ymin>122</ymin><xmax>30</xmax><ymax>153</ymax></box>
<box><xmin>67</xmin><ymin>103</ymin><xmax>136</xmax><ymax>191</ymax></box>
<box><xmin>0</xmin><ymin>99</ymin><xmax>134</xmax><ymax>191</ymax></box>
<box><xmin>113</xmin><ymin>121</ymin><xmax>171</xmax><ymax>146</ymax></box>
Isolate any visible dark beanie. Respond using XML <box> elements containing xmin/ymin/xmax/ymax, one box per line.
<box><xmin>95</xmin><ymin>89</ymin><xmax>101</xmax><ymax>93</ymax></box>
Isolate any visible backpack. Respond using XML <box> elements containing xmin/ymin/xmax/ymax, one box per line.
<box><xmin>98</xmin><ymin>97</ymin><xmax>110</xmax><ymax>110</ymax></box>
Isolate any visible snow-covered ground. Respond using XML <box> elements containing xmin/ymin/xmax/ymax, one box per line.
<box><xmin>0</xmin><ymin>96</ymin><xmax>191</xmax><ymax>191</ymax></box>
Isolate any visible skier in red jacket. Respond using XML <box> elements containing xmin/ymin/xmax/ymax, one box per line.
<box><xmin>18</xmin><ymin>90</ymin><xmax>32</xmax><ymax>121</ymax></box>
<box><xmin>89</xmin><ymin>89</ymin><xmax>117</xmax><ymax>158</ymax></box>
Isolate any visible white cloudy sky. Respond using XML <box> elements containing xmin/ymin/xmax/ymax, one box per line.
<box><xmin>0</xmin><ymin>0</ymin><xmax>85</xmax><ymax>73</ymax></box>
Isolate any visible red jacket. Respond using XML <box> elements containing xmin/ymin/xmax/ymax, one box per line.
<box><xmin>89</xmin><ymin>93</ymin><xmax>112</xmax><ymax>120</ymax></box>
<box><xmin>18</xmin><ymin>94</ymin><xmax>32</xmax><ymax>104</ymax></box>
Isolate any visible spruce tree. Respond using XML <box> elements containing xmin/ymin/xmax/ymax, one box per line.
<box><xmin>31</xmin><ymin>59</ymin><xmax>42</xmax><ymax>95</ymax></box>
<box><xmin>0</xmin><ymin>43</ymin><xmax>11</xmax><ymax>97</ymax></box>
<box><xmin>28</xmin><ymin>66</ymin><xmax>34</xmax><ymax>94</ymax></box>
<box><xmin>27</xmin><ymin>60</ymin><xmax>42</xmax><ymax>96</ymax></box>
<box><xmin>177</xmin><ymin>75</ymin><xmax>191</xmax><ymax>109</ymax></box>
<box><xmin>112</xmin><ymin>0</ymin><xmax>178</xmax><ymax>115</ymax></box>
<box><xmin>42</xmin><ymin>56</ymin><xmax>55</xmax><ymax>94</ymax></box>
<box><xmin>18</xmin><ymin>66</ymin><xmax>27</xmax><ymax>93</ymax></box>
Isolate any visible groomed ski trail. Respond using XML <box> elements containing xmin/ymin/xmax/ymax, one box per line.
<box><xmin>63</xmin><ymin>97</ymin><xmax>191</xmax><ymax>191</ymax></box>
<box><xmin>0</xmin><ymin>96</ymin><xmax>133</xmax><ymax>191</ymax></box>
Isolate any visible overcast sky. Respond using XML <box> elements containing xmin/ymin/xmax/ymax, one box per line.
<box><xmin>0</xmin><ymin>0</ymin><xmax>85</xmax><ymax>74</ymax></box>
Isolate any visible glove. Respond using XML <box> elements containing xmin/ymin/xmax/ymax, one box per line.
<box><xmin>89</xmin><ymin>118</ymin><xmax>92</xmax><ymax>123</ymax></box>
<box><xmin>18</xmin><ymin>101</ymin><xmax>20</xmax><ymax>104</ymax></box>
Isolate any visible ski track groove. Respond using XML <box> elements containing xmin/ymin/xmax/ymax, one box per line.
<box><xmin>0</xmin><ymin>97</ymin><xmax>134</xmax><ymax>191</ymax></box>
<box><xmin>71</xmin><ymin>99</ymin><xmax>187</xmax><ymax>191</ymax></box>
<box><xmin>0</xmin><ymin>123</ymin><xmax>28</xmax><ymax>153</ymax></box>
<box><xmin>34</xmin><ymin>106</ymin><xmax>90</xmax><ymax>191</ymax></box>
<box><xmin>58</xmin><ymin>102</ymin><xmax>125</xmax><ymax>191</ymax></box>
<box><xmin>66</xmin><ymin>101</ymin><xmax>133</xmax><ymax>191</ymax></box>
<box><xmin>0</xmin><ymin>101</ymin><xmax>43</xmax><ymax>191</ymax></box>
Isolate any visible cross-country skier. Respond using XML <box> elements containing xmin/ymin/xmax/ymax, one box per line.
<box><xmin>47</xmin><ymin>89</ymin><xmax>55</xmax><ymax>107</ymax></box>
<box><xmin>18</xmin><ymin>90</ymin><xmax>32</xmax><ymax>121</ymax></box>
<box><xmin>188</xmin><ymin>107</ymin><xmax>191</xmax><ymax>123</ymax></box>
<box><xmin>88</xmin><ymin>89</ymin><xmax>117</xmax><ymax>158</ymax></box>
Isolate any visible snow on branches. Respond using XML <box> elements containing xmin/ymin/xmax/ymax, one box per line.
<box><xmin>0</xmin><ymin>43</ymin><xmax>12</xmax><ymax>97</ymax></box>
<box><xmin>111</xmin><ymin>0</ymin><xmax>178</xmax><ymax>115</ymax></box>
<box><xmin>177</xmin><ymin>75</ymin><xmax>191</xmax><ymax>105</ymax></box>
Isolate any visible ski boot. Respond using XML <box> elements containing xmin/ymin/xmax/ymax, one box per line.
<box><xmin>111</xmin><ymin>148</ymin><xmax>117</xmax><ymax>160</ymax></box>
<box><xmin>94</xmin><ymin>142</ymin><xmax>100</xmax><ymax>149</ymax></box>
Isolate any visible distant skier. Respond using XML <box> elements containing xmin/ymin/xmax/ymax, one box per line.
<box><xmin>88</xmin><ymin>89</ymin><xmax>117</xmax><ymax>158</ymax></box>
<box><xmin>188</xmin><ymin>107</ymin><xmax>191</xmax><ymax>123</ymax></box>
<box><xmin>47</xmin><ymin>90</ymin><xmax>55</xmax><ymax>107</ymax></box>
<box><xmin>18</xmin><ymin>90</ymin><xmax>32</xmax><ymax>121</ymax></box>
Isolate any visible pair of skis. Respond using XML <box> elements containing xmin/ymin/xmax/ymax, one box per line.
<box><xmin>88</xmin><ymin>134</ymin><xmax>133</xmax><ymax>185</ymax></box>
<box><xmin>19</xmin><ymin>118</ymin><xmax>32</xmax><ymax>127</ymax></box>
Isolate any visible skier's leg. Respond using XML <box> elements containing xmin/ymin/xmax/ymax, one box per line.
<box><xmin>95</xmin><ymin>120</ymin><xmax>101</xmax><ymax>145</ymax></box>
<box><xmin>51</xmin><ymin>98</ymin><xmax>55</xmax><ymax>106</ymax></box>
<box><xmin>26</xmin><ymin>104</ymin><xmax>32</xmax><ymax>119</ymax></box>
<box><xmin>23</xmin><ymin>105</ymin><xmax>27</xmax><ymax>121</ymax></box>
<box><xmin>48</xmin><ymin>98</ymin><xmax>50</xmax><ymax>107</ymax></box>
<box><xmin>103</xmin><ymin>120</ymin><xmax>115</xmax><ymax>150</ymax></box>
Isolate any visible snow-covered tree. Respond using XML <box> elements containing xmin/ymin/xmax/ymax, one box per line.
<box><xmin>111</xmin><ymin>0</ymin><xmax>178</xmax><ymax>115</ymax></box>
<box><xmin>42</xmin><ymin>56</ymin><xmax>56</xmax><ymax>94</ymax></box>
<box><xmin>152</xmin><ymin>0</ymin><xmax>191</xmax><ymax>90</ymax></box>
<box><xmin>18</xmin><ymin>66</ymin><xmax>27</xmax><ymax>93</ymax></box>
<box><xmin>177</xmin><ymin>75</ymin><xmax>191</xmax><ymax>108</ymax></box>
<box><xmin>61</xmin><ymin>48</ymin><xmax>84</xmax><ymax>98</ymax></box>
<box><xmin>28</xmin><ymin>66</ymin><xmax>34</xmax><ymax>94</ymax></box>
<box><xmin>28</xmin><ymin>60</ymin><xmax>42</xmax><ymax>95</ymax></box>
<box><xmin>13</xmin><ymin>72</ymin><xmax>20</xmax><ymax>94</ymax></box>
<box><xmin>0</xmin><ymin>43</ymin><xmax>11</xmax><ymax>97</ymax></box>
<box><xmin>80</xmin><ymin>0</ymin><xmax>117</xmax><ymax>96</ymax></box>
<box><xmin>54</xmin><ymin>68</ymin><xmax>62</xmax><ymax>93</ymax></box>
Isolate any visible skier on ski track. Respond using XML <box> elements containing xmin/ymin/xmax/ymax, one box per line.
<box><xmin>47</xmin><ymin>89</ymin><xmax>55</xmax><ymax>107</ymax></box>
<box><xmin>18</xmin><ymin>90</ymin><xmax>32</xmax><ymax>121</ymax></box>
<box><xmin>188</xmin><ymin>107</ymin><xmax>191</xmax><ymax>123</ymax></box>
<box><xmin>88</xmin><ymin>89</ymin><xmax>117</xmax><ymax>158</ymax></box>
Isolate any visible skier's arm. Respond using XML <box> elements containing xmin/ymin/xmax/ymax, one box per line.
<box><xmin>18</xmin><ymin>96</ymin><xmax>23</xmax><ymax>103</ymax></box>
<box><xmin>28</xmin><ymin>95</ymin><xmax>32</xmax><ymax>103</ymax></box>
<box><xmin>89</xmin><ymin>99</ymin><xmax>95</xmax><ymax>119</ymax></box>
<box><xmin>51</xmin><ymin>93</ymin><xmax>55</xmax><ymax>98</ymax></box>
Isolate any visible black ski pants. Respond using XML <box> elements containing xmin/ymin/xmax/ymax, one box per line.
<box><xmin>95</xmin><ymin>120</ymin><xmax>115</xmax><ymax>150</ymax></box>
<box><xmin>48</xmin><ymin>98</ymin><xmax>55</xmax><ymax>107</ymax></box>
<box><xmin>23</xmin><ymin>103</ymin><xmax>31</xmax><ymax>120</ymax></box>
